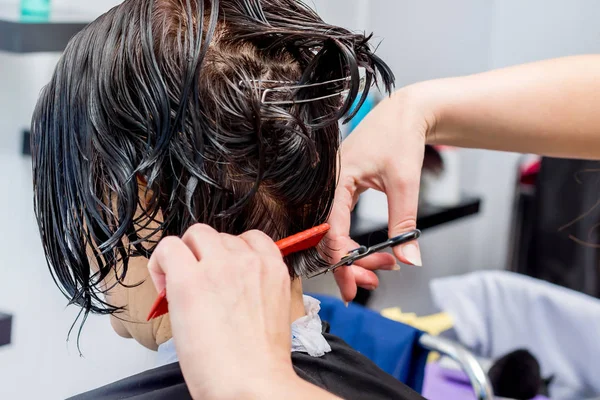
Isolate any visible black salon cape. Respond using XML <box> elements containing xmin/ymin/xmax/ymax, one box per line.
<box><xmin>70</xmin><ymin>333</ymin><xmax>424</xmax><ymax>400</ymax></box>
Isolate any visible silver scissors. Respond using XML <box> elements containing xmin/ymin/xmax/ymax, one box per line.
<box><xmin>306</xmin><ymin>229</ymin><xmax>422</xmax><ymax>279</ymax></box>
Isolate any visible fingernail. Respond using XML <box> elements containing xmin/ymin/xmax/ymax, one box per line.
<box><xmin>392</xmin><ymin>264</ymin><xmax>402</xmax><ymax>271</ymax></box>
<box><xmin>381</xmin><ymin>262</ymin><xmax>397</xmax><ymax>271</ymax></box>
<box><xmin>366</xmin><ymin>285</ymin><xmax>377</xmax><ymax>291</ymax></box>
<box><xmin>402</xmin><ymin>243</ymin><xmax>422</xmax><ymax>267</ymax></box>
<box><xmin>344</xmin><ymin>302</ymin><xmax>349</xmax><ymax>308</ymax></box>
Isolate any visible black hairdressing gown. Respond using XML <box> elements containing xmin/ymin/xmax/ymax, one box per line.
<box><xmin>69</xmin><ymin>328</ymin><xmax>424</xmax><ymax>400</ymax></box>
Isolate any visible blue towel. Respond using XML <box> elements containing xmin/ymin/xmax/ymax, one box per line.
<box><xmin>311</xmin><ymin>294</ymin><xmax>429</xmax><ymax>393</ymax></box>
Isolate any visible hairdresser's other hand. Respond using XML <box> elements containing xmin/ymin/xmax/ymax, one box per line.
<box><xmin>328</xmin><ymin>88</ymin><xmax>430</xmax><ymax>302</ymax></box>
<box><xmin>148</xmin><ymin>225</ymin><xmax>339</xmax><ymax>400</ymax></box>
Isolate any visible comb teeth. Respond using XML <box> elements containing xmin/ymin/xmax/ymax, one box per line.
<box><xmin>146</xmin><ymin>224</ymin><xmax>331</xmax><ymax>321</ymax></box>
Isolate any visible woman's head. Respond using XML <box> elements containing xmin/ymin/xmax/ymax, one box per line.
<box><xmin>31</xmin><ymin>0</ymin><xmax>393</xmax><ymax>347</ymax></box>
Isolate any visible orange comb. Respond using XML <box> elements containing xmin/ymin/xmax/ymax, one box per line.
<box><xmin>146</xmin><ymin>223</ymin><xmax>330</xmax><ymax>321</ymax></box>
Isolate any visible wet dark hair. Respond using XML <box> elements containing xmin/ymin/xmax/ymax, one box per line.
<box><xmin>31</xmin><ymin>0</ymin><xmax>394</xmax><ymax>327</ymax></box>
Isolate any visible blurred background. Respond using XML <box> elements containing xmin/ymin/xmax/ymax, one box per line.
<box><xmin>1</xmin><ymin>0</ymin><xmax>600</xmax><ymax>399</ymax></box>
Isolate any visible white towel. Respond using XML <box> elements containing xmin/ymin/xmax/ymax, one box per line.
<box><xmin>431</xmin><ymin>271</ymin><xmax>600</xmax><ymax>399</ymax></box>
<box><xmin>157</xmin><ymin>295</ymin><xmax>330</xmax><ymax>368</ymax></box>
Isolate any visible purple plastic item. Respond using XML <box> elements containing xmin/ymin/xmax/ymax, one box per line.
<box><xmin>422</xmin><ymin>363</ymin><xmax>548</xmax><ymax>400</ymax></box>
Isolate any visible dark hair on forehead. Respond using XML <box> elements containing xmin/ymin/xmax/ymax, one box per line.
<box><xmin>31</xmin><ymin>0</ymin><xmax>394</xmax><ymax>330</ymax></box>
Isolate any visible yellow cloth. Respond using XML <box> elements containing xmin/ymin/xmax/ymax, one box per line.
<box><xmin>381</xmin><ymin>307</ymin><xmax>454</xmax><ymax>362</ymax></box>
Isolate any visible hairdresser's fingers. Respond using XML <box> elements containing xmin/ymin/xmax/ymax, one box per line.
<box><xmin>327</xmin><ymin>171</ymin><xmax>360</xmax><ymax>259</ymax></box>
<box><xmin>237</xmin><ymin>230</ymin><xmax>291</xmax><ymax>351</ymax></box>
<box><xmin>333</xmin><ymin>265</ymin><xmax>380</xmax><ymax>301</ymax></box>
<box><xmin>354</xmin><ymin>252</ymin><xmax>398</xmax><ymax>271</ymax></box>
<box><xmin>352</xmin><ymin>266</ymin><xmax>380</xmax><ymax>290</ymax></box>
<box><xmin>258</xmin><ymin>254</ymin><xmax>292</xmax><ymax>341</ymax></box>
<box><xmin>330</xmin><ymin>239</ymin><xmax>362</xmax><ymax>302</ymax></box>
<box><xmin>338</xmin><ymin>237</ymin><xmax>396</xmax><ymax>271</ymax></box>
<box><xmin>220</xmin><ymin>233</ymin><xmax>252</xmax><ymax>252</ymax></box>
<box><xmin>327</xmin><ymin>172</ymin><xmax>362</xmax><ymax>301</ymax></box>
<box><xmin>333</xmin><ymin>266</ymin><xmax>357</xmax><ymax>303</ymax></box>
<box><xmin>384</xmin><ymin>167</ymin><xmax>423</xmax><ymax>266</ymax></box>
<box><xmin>239</xmin><ymin>230</ymin><xmax>282</xmax><ymax>259</ymax></box>
<box><xmin>330</xmin><ymin>235</ymin><xmax>395</xmax><ymax>301</ymax></box>
<box><xmin>148</xmin><ymin>236</ymin><xmax>198</xmax><ymax>297</ymax></box>
<box><xmin>240</xmin><ymin>230</ymin><xmax>289</xmax><ymax>303</ymax></box>
<box><xmin>181</xmin><ymin>223</ymin><xmax>225</xmax><ymax>261</ymax></box>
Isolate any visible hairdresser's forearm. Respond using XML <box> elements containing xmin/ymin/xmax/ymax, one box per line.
<box><xmin>413</xmin><ymin>55</ymin><xmax>600</xmax><ymax>159</ymax></box>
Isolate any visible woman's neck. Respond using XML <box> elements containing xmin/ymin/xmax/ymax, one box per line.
<box><xmin>154</xmin><ymin>278</ymin><xmax>307</xmax><ymax>347</ymax></box>
<box><xmin>289</xmin><ymin>278</ymin><xmax>307</xmax><ymax>322</ymax></box>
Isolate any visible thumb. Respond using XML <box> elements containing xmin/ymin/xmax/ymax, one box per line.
<box><xmin>327</xmin><ymin>172</ymin><xmax>361</xmax><ymax>301</ymax></box>
<box><xmin>147</xmin><ymin>237</ymin><xmax>198</xmax><ymax>299</ymax></box>
<box><xmin>384</xmin><ymin>168</ymin><xmax>423</xmax><ymax>267</ymax></box>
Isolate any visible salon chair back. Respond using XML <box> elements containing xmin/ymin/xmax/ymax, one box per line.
<box><xmin>312</xmin><ymin>294</ymin><xmax>494</xmax><ymax>400</ymax></box>
<box><xmin>312</xmin><ymin>294</ymin><xmax>428</xmax><ymax>392</ymax></box>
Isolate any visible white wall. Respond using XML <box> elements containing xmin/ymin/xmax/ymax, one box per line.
<box><xmin>468</xmin><ymin>0</ymin><xmax>600</xmax><ymax>272</ymax></box>
<box><xmin>51</xmin><ymin>0</ymin><xmax>123</xmax><ymax>14</ymax></box>
<box><xmin>0</xmin><ymin>155</ymin><xmax>155</xmax><ymax>400</ymax></box>
<box><xmin>0</xmin><ymin>2</ymin><xmax>154</xmax><ymax>399</ymax></box>
<box><xmin>490</xmin><ymin>0</ymin><xmax>600</xmax><ymax>68</ymax></box>
<box><xmin>370</xmin><ymin>0</ymin><xmax>493</xmax><ymax>86</ymax></box>
<box><xmin>310</xmin><ymin>0</ymin><xmax>369</xmax><ymax>31</ymax></box>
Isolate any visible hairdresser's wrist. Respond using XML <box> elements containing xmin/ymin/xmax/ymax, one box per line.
<box><xmin>398</xmin><ymin>78</ymin><xmax>468</xmax><ymax>148</ymax></box>
<box><xmin>389</xmin><ymin>81</ymin><xmax>439</xmax><ymax>147</ymax></box>
<box><xmin>403</xmin><ymin>76</ymin><xmax>485</xmax><ymax>149</ymax></box>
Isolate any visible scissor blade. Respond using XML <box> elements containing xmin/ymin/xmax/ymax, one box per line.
<box><xmin>304</xmin><ymin>229</ymin><xmax>422</xmax><ymax>280</ymax></box>
<box><xmin>304</xmin><ymin>259</ymin><xmax>352</xmax><ymax>279</ymax></box>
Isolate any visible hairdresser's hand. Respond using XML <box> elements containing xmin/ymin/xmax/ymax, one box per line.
<box><xmin>328</xmin><ymin>89</ymin><xmax>431</xmax><ymax>302</ymax></box>
<box><xmin>148</xmin><ymin>224</ymin><xmax>339</xmax><ymax>400</ymax></box>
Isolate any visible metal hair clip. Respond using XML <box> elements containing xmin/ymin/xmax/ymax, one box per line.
<box><xmin>239</xmin><ymin>75</ymin><xmax>367</xmax><ymax>105</ymax></box>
